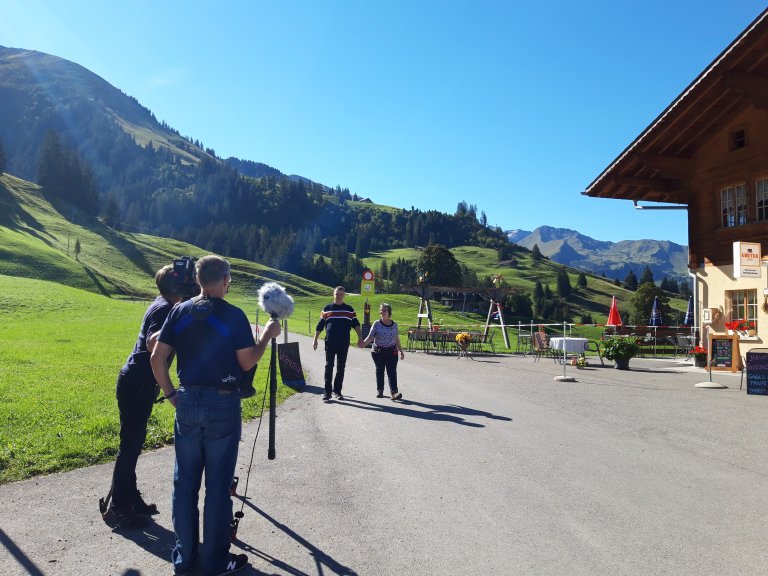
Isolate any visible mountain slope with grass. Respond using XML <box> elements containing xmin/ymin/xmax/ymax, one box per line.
<box><xmin>0</xmin><ymin>172</ymin><xmax>329</xmax><ymax>299</ymax></box>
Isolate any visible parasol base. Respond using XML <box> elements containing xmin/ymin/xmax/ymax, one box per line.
<box><xmin>554</xmin><ymin>376</ymin><xmax>576</xmax><ymax>382</ymax></box>
<box><xmin>695</xmin><ymin>381</ymin><xmax>728</xmax><ymax>389</ymax></box>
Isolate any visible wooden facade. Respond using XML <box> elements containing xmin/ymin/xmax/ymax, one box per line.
<box><xmin>584</xmin><ymin>8</ymin><xmax>768</xmax><ymax>352</ymax></box>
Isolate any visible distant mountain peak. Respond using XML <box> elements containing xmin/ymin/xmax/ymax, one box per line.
<box><xmin>507</xmin><ymin>226</ymin><xmax>688</xmax><ymax>281</ymax></box>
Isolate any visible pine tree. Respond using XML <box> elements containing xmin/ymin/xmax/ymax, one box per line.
<box><xmin>556</xmin><ymin>268</ymin><xmax>572</xmax><ymax>298</ymax></box>
<box><xmin>639</xmin><ymin>265</ymin><xmax>655</xmax><ymax>286</ymax></box>
<box><xmin>74</xmin><ymin>238</ymin><xmax>81</xmax><ymax>261</ymax></box>
<box><xmin>531</xmin><ymin>244</ymin><xmax>542</xmax><ymax>263</ymax></box>
<box><xmin>624</xmin><ymin>270</ymin><xmax>638</xmax><ymax>291</ymax></box>
<box><xmin>577</xmin><ymin>271</ymin><xmax>587</xmax><ymax>288</ymax></box>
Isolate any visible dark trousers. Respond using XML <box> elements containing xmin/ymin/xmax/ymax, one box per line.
<box><xmin>324</xmin><ymin>344</ymin><xmax>349</xmax><ymax>394</ymax></box>
<box><xmin>111</xmin><ymin>370</ymin><xmax>156</xmax><ymax>509</ymax></box>
<box><xmin>372</xmin><ymin>348</ymin><xmax>399</xmax><ymax>393</ymax></box>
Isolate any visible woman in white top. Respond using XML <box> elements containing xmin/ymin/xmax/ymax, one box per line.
<box><xmin>360</xmin><ymin>303</ymin><xmax>405</xmax><ymax>400</ymax></box>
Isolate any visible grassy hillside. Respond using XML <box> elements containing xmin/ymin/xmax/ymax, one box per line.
<box><xmin>0</xmin><ymin>173</ymin><xmax>329</xmax><ymax>300</ymax></box>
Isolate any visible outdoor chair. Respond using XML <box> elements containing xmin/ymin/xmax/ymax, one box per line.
<box><xmin>532</xmin><ymin>331</ymin><xmax>554</xmax><ymax>362</ymax></box>
<box><xmin>674</xmin><ymin>334</ymin><xmax>694</xmax><ymax>360</ymax></box>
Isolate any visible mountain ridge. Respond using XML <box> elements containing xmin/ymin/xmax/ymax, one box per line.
<box><xmin>508</xmin><ymin>226</ymin><xmax>689</xmax><ymax>283</ymax></box>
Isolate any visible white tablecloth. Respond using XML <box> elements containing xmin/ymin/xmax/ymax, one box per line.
<box><xmin>549</xmin><ymin>337</ymin><xmax>589</xmax><ymax>353</ymax></box>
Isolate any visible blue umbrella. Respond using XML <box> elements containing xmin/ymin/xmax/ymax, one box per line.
<box><xmin>683</xmin><ymin>296</ymin><xmax>694</xmax><ymax>326</ymax></box>
<box><xmin>649</xmin><ymin>296</ymin><xmax>663</xmax><ymax>326</ymax></box>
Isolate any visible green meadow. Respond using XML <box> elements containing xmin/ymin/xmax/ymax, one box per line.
<box><xmin>0</xmin><ymin>275</ymin><xmax>298</xmax><ymax>484</ymax></box>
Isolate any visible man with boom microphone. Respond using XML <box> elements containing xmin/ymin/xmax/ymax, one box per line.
<box><xmin>151</xmin><ymin>255</ymin><xmax>280</xmax><ymax>576</ymax></box>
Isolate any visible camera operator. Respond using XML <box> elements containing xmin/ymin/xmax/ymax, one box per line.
<box><xmin>151</xmin><ymin>255</ymin><xmax>280</xmax><ymax>576</ymax></box>
<box><xmin>103</xmin><ymin>264</ymin><xmax>182</xmax><ymax>529</ymax></box>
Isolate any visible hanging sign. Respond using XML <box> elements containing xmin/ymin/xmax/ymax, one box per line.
<box><xmin>733</xmin><ymin>241</ymin><xmax>761</xmax><ymax>278</ymax></box>
<box><xmin>361</xmin><ymin>268</ymin><xmax>375</xmax><ymax>295</ymax></box>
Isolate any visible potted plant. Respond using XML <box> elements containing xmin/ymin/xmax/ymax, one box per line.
<box><xmin>601</xmin><ymin>336</ymin><xmax>640</xmax><ymax>370</ymax></box>
<box><xmin>692</xmin><ymin>345</ymin><xmax>707</xmax><ymax>368</ymax></box>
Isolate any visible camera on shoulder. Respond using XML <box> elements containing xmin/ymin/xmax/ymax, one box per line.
<box><xmin>172</xmin><ymin>256</ymin><xmax>199</xmax><ymax>298</ymax></box>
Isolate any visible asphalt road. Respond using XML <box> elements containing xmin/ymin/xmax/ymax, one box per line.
<box><xmin>1</xmin><ymin>334</ymin><xmax>766</xmax><ymax>576</ymax></box>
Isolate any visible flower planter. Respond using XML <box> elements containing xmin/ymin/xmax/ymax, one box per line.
<box><xmin>694</xmin><ymin>355</ymin><xmax>707</xmax><ymax>368</ymax></box>
<box><xmin>613</xmin><ymin>358</ymin><xmax>630</xmax><ymax>370</ymax></box>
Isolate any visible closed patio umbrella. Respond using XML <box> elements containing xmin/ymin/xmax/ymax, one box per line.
<box><xmin>683</xmin><ymin>296</ymin><xmax>694</xmax><ymax>326</ymax></box>
<box><xmin>649</xmin><ymin>296</ymin><xmax>663</xmax><ymax>326</ymax></box>
<box><xmin>607</xmin><ymin>296</ymin><xmax>622</xmax><ymax>326</ymax></box>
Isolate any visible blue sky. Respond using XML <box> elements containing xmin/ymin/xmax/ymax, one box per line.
<box><xmin>1</xmin><ymin>1</ymin><xmax>766</xmax><ymax>245</ymax></box>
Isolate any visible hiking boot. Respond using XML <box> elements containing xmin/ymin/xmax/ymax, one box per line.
<box><xmin>214</xmin><ymin>553</ymin><xmax>249</xmax><ymax>575</ymax></box>
<box><xmin>333</xmin><ymin>392</ymin><xmax>344</xmax><ymax>400</ymax></box>
<box><xmin>322</xmin><ymin>394</ymin><xmax>331</xmax><ymax>402</ymax></box>
<box><xmin>131</xmin><ymin>491</ymin><xmax>159</xmax><ymax>515</ymax></box>
<box><xmin>102</xmin><ymin>504</ymin><xmax>149</xmax><ymax>529</ymax></box>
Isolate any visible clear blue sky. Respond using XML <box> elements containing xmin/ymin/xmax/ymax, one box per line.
<box><xmin>1</xmin><ymin>1</ymin><xmax>765</xmax><ymax>245</ymax></box>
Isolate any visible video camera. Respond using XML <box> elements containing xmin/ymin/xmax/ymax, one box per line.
<box><xmin>172</xmin><ymin>256</ymin><xmax>199</xmax><ymax>298</ymax></box>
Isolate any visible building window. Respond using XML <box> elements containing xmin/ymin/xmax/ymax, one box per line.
<box><xmin>730</xmin><ymin>129</ymin><xmax>746</xmax><ymax>150</ymax></box>
<box><xmin>721</xmin><ymin>184</ymin><xmax>747</xmax><ymax>227</ymax></box>
<box><xmin>728</xmin><ymin>289</ymin><xmax>757</xmax><ymax>330</ymax></box>
<box><xmin>758</xmin><ymin>179</ymin><xmax>768</xmax><ymax>221</ymax></box>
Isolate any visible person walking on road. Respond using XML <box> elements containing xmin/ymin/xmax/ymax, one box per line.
<box><xmin>312</xmin><ymin>286</ymin><xmax>362</xmax><ymax>401</ymax></box>
<box><xmin>151</xmin><ymin>255</ymin><xmax>281</xmax><ymax>576</ymax></box>
<box><xmin>360</xmin><ymin>302</ymin><xmax>405</xmax><ymax>400</ymax></box>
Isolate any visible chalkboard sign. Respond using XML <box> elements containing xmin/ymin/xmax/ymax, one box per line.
<box><xmin>278</xmin><ymin>342</ymin><xmax>305</xmax><ymax>387</ymax></box>
<box><xmin>709</xmin><ymin>334</ymin><xmax>741</xmax><ymax>372</ymax></box>
<box><xmin>746</xmin><ymin>348</ymin><xmax>768</xmax><ymax>395</ymax></box>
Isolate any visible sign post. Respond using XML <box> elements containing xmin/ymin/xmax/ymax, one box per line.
<box><xmin>695</xmin><ymin>334</ymin><xmax>740</xmax><ymax>388</ymax></box>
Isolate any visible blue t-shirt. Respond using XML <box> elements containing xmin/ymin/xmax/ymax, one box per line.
<box><xmin>123</xmin><ymin>295</ymin><xmax>173</xmax><ymax>382</ymax></box>
<box><xmin>158</xmin><ymin>297</ymin><xmax>255</xmax><ymax>389</ymax></box>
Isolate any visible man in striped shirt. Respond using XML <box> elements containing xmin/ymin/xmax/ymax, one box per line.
<box><xmin>312</xmin><ymin>286</ymin><xmax>362</xmax><ymax>401</ymax></box>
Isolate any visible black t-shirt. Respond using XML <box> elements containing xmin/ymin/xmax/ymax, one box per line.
<box><xmin>122</xmin><ymin>296</ymin><xmax>173</xmax><ymax>383</ymax></box>
<box><xmin>315</xmin><ymin>303</ymin><xmax>360</xmax><ymax>349</ymax></box>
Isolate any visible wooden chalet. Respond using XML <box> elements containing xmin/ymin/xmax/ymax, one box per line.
<box><xmin>584</xmin><ymin>9</ymin><xmax>768</xmax><ymax>355</ymax></box>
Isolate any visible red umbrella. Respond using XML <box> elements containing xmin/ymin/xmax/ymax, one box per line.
<box><xmin>607</xmin><ymin>296</ymin><xmax>622</xmax><ymax>326</ymax></box>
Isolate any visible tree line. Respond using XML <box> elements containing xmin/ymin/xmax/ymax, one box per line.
<box><xmin>16</xmin><ymin>117</ymin><xmax>509</xmax><ymax>288</ymax></box>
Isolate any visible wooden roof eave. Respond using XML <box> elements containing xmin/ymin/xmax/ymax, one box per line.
<box><xmin>583</xmin><ymin>8</ymin><xmax>768</xmax><ymax>200</ymax></box>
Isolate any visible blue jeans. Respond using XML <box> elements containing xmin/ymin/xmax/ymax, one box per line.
<box><xmin>172</xmin><ymin>387</ymin><xmax>241</xmax><ymax>576</ymax></box>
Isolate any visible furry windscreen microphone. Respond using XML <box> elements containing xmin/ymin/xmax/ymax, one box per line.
<box><xmin>258</xmin><ymin>282</ymin><xmax>294</xmax><ymax>319</ymax></box>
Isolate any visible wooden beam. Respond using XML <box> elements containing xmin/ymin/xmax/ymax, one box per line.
<box><xmin>614</xmin><ymin>176</ymin><xmax>685</xmax><ymax>192</ymax></box>
<box><xmin>723</xmin><ymin>72</ymin><xmax>768</xmax><ymax>98</ymax></box>
<box><xmin>637</xmin><ymin>154</ymin><xmax>694</xmax><ymax>179</ymax></box>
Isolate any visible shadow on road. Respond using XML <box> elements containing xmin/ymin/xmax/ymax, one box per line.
<box><xmin>339</xmin><ymin>397</ymin><xmax>507</xmax><ymax>428</ymax></box>
<box><xmin>294</xmin><ymin>384</ymin><xmax>512</xmax><ymax>426</ymax></box>
<box><xmin>111</xmin><ymin>518</ymin><xmax>176</xmax><ymax>566</ymax></box>
<box><xmin>235</xmin><ymin>500</ymin><xmax>358</xmax><ymax>576</ymax></box>
<box><xmin>0</xmin><ymin>528</ymin><xmax>45</xmax><ymax>576</ymax></box>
